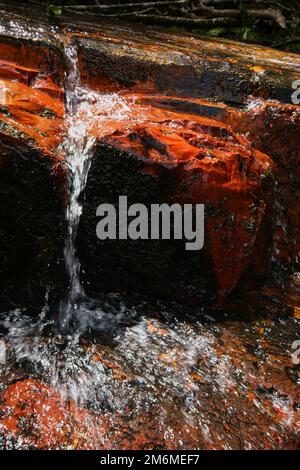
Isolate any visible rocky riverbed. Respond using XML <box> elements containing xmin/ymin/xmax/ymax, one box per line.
<box><xmin>0</xmin><ymin>2</ymin><xmax>299</xmax><ymax>450</ymax></box>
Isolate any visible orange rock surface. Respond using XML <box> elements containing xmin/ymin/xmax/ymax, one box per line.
<box><xmin>232</xmin><ymin>101</ymin><xmax>300</xmax><ymax>299</ymax></box>
<box><xmin>1</xmin><ymin>310</ymin><xmax>299</xmax><ymax>450</ymax></box>
<box><xmin>77</xmin><ymin>92</ymin><xmax>274</xmax><ymax>301</ymax></box>
<box><xmin>0</xmin><ymin>7</ymin><xmax>299</xmax><ymax>452</ymax></box>
<box><xmin>0</xmin><ymin>36</ymin><xmax>67</xmax><ymax>312</ymax></box>
<box><xmin>0</xmin><ymin>45</ymin><xmax>65</xmax><ymax>160</ymax></box>
<box><xmin>0</xmin><ymin>16</ymin><xmax>298</xmax><ymax>304</ymax></box>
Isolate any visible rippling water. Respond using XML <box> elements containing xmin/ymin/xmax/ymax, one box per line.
<box><xmin>1</xmin><ymin>296</ymin><xmax>299</xmax><ymax>450</ymax></box>
<box><xmin>0</xmin><ymin>10</ymin><xmax>299</xmax><ymax>450</ymax></box>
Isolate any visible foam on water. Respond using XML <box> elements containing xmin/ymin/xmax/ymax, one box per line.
<box><xmin>0</xmin><ymin>305</ymin><xmax>224</xmax><ymax>410</ymax></box>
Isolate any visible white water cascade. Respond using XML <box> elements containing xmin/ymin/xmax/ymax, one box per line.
<box><xmin>59</xmin><ymin>42</ymin><xmax>131</xmax><ymax>334</ymax></box>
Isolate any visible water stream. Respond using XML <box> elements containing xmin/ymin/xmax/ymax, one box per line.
<box><xmin>0</xmin><ymin>15</ymin><xmax>299</xmax><ymax>449</ymax></box>
<box><xmin>59</xmin><ymin>42</ymin><xmax>95</xmax><ymax>334</ymax></box>
<box><xmin>58</xmin><ymin>41</ymin><xmax>133</xmax><ymax>336</ymax></box>
<box><xmin>0</xmin><ymin>39</ymin><xmax>218</xmax><ymax>408</ymax></box>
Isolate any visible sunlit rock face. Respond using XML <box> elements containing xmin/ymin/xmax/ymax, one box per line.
<box><xmin>76</xmin><ymin>29</ymin><xmax>300</xmax><ymax>105</ymax></box>
<box><xmin>0</xmin><ymin>36</ymin><xmax>67</xmax><ymax>312</ymax></box>
<box><xmin>72</xmin><ymin>24</ymin><xmax>300</xmax><ymax>305</ymax></box>
<box><xmin>1</xmin><ymin>13</ymin><xmax>298</xmax><ymax>307</ymax></box>
<box><xmin>77</xmin><ymin>99</ymin><xmax>274</xmax><ymax>304</ymax></box>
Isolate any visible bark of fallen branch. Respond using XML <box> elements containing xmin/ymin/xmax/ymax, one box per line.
<box><xmin>105</xmin><ymin>13</ymin><xmax>241</xmax><ymax>28</ymax></box>
<box><xmin>247</xmin><ymin>8</ymin><xmax>287</xmax><ymax>28</ymax></box>
<box><xmin>190</xmin><ymin>6</ymin><xmax>287</xmax><ymax>28</ymax></box>
<box><xmin>263</xmin><ymin>2</ymin><xmax>300</xmax><ymax>14</ymax></box>
<box><xmin>74</xmin><ymin>9</ymin><xmax>287</xmax><ymax>29</ymax></box>
<box><xmin>60</xmin><ymin>1</ymin><xmax>188</xmax><ymax>10</ymax></box>
<box><xmin>61</xmin><ymin>3</ymin><xmax>288</xmax><ymax>29</ymax></box>
<box><xmin>272</xmin><ymin>37</ymin><xmax>300</xmax><ymax>48</ymax></box>
<box><xmin>202</xmin><ymin>0</ymin><xmax>298</xmax><ymax>12</ymax></box>
<box><xmin>205</xmin><ymin>0</ymin><xmax>289</xmax><ymax>4</ymax></box>
<box><xmin>192</xmin><ymin>7</ymin><xmax>285</xmax><ymax>22</ymax></box>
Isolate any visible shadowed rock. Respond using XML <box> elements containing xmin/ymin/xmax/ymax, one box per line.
<box><xmin>77</xmin><ymin>104</ymin><xmax>274</xmax><ymax>304</ymax></box>
<box><xmin>0</xmin><ymin>35</ymin><xmax>67</xmax><ymax>312</ymax></box>
<box><xmin>232</xmin><ymin>101</ymin><xmax>300</xmax><ymax>299</ymax></box>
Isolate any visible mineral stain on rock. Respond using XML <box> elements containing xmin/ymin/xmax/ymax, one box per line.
<box><xmin>77</xmin><ymin>101</ymin><xmax>274</xmax><ymax>303</ymax></box>
<box><xmin>0</xmin><ymin>4</ymin><xmax>299</xmax><ymax>451</ymax></box>
<box><xmin>0</xmin><ymin>31</ymin><xmax>67</xmax><ymax>313</ymax></box>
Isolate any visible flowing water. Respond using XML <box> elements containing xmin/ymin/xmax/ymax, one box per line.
<box><xmin>0</xmin><ymin>39</ymin><xmax>139</xmax><ymax>401</ymax></box>
<box><xmin>0</xmin><ymin>15</ymin><xmax>299</xmax><ymax>449</ymax></box>
<box><xmin>59</xmin><ymin>42</ymin><xmax>95</xmax><ymax>334</ymax></box>
<box><xmin>58</xmin><ymin>42</ymin><xmax>133</xmax><ymax>336</ymax></box>
<box><xmin>0</xmin><ymin>32</ymin><xmax>221</xmax><ymax>404</ymax></box>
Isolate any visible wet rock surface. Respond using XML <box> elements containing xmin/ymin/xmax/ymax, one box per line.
<box><xmin>0</xmin><ymin>4</ymin><xmax>299</xmax><ymax>307</ymax></box>
<box><xmin>0</xmin><ymin>136</ymin><xmax>67</xmax><ymax>312</ymax></box>
<box><xmin>0</xmin><ymin>297</ymin><xmax>299</xmax><ymax>450</ymax></box>
<box><xmin>232</xmin><ymin>101</ymin><xmax>300</xmax><ymax>293</ymax></box>
<box><xmin>77</xmin><ymin>99</ymin><xmax>274</xmax><ymax>303</ymax></box>
<box><xmin>0</xmin><ymin>2</ymin><xmax>299</xmax><ymax>451</ymax></box>
<box><xmin>0</xmin><ymin>31</ymin><xmax>67</xmax><ymax>312</ymax></box>
<box><xmin>72</xmin><ymin>20</ymin><xmax>300</xmax><ymax>106</ymax></box>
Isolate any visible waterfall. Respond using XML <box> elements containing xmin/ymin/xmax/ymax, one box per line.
<box><xmin>58</xmin><ymin>42</ymin><xmax>132</xmax><ymax>335</ymax></box>
<box><xmin>58</xmin><ymin>42</ymin><xmax>96</xmax><ymax>333</ymax></box>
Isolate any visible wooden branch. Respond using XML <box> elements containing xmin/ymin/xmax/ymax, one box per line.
<box><xmin>204</xmin><ymin>0</ymin><xmax>298</xmax><ymax>11</ymax></box>
<box><xmin>247</xmin><ymin>8</ymin><xmax>287</xmax><ymax>28</ymax></box>
<box><xmin>272</xmin><ymin>37</ymin><xmax>300</xmax><ymax>48</ymax></box>
<box><xmin>191</xmin><ymin>6</ymin><xmax>287</xmax><ymax>28</ymax></box>
<box><xmin>61</xmin><ymin>1</ymin><xmax>188</xmax><ymax>10</ymax></box>
<box><xmin>112</xmin><ymin>13</ymin><xmax>241</xmax><ymax>27</ymax></box>
<box><xmin>60</xmin><ymin>0</ymin><xmax>292</xmax><ymax>31</ymax></box>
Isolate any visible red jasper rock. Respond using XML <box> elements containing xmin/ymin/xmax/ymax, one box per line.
<box><xmin>76</xmin><ymin>31</ymin><xmax>300</xmax><ymax>105</ymax></box>
<box><xmin>0</xmin><ymin>37</ymin><xmax>67</xmax><ymax>312</ymax></box>
<box><xmin>0</xmin><ymin>310</ymin><xmax>299</xmax><ymax>450</ymax></box>
<box><xmin>77</xmin><ymin>104</ymin><xmax>274</xmax><ymax>304</ymax></box>
<box><xmin>232</xmin><ymin>101</ymin><xmax>300</xmax><ymax>300</ymax></box>
<box><xmin>0</xmin><ymin>379</ymin><xmax>72</xmax><ymax>449</ymax></box>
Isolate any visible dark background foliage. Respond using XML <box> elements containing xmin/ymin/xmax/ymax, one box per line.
<box><xmin>1</xmin><ymin>0</ymin><xmax>300</xmax><ymax>51</ymax></box>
